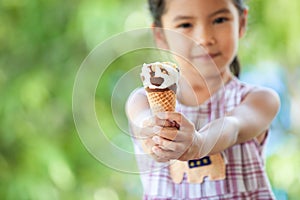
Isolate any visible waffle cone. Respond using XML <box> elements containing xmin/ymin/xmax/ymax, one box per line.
<box><xmin>146</xmin><ymin>89</ymin><xmax>176</xmax><ymax>115</ymax></box>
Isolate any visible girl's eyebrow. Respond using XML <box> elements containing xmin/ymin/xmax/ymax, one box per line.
<box><xmin>172</xmin><ymin>8</ymin><xmax>231</xmax><ymax>22</ymax></box>
<box><xmin>173</xmin><ymin>16</ymin><xmax>194</xmax><ymax>22</ymax></box>
<box><xmin>208</xmin><ymin>8</ymin><xmax>231</xmax><ymax>17</ymax></box>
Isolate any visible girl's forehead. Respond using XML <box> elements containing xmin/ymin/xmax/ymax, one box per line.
<box><xmin>164</xmin><ymin>0</ymin><xmax>236</xmax><ymax>16</ymax></box>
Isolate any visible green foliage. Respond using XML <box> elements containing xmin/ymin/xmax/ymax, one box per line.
<box><xmin>267</xmin><ymin>141</ymin><xmax>300</xmax><ymax>200</ymax></box>
<box><xmin>240</xmin><ymin>0</ymin><xmax>300</xmax><ymax>70</ymax></box>
<box><xmin>0</xmin><ymin>0</ymin><xmax>299</xmax><ymax>199</ymax></box>
<box><xmin>0</xmin><ymin>0</ymin><xmax>143</xmax><ymax>199</ymax></box>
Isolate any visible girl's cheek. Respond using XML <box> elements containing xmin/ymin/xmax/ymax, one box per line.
<box><xmin>165</xmin><ymin>31</ymin><xmax>193</xmax><ymax>57</ymax></box>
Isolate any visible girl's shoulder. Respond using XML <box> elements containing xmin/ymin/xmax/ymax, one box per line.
<box><xmin>232</xmin><ymin>77</ymin><xmax>280</xmax><ymax>104</ymax></box>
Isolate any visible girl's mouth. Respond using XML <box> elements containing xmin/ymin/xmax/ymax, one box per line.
<box><xmin>191</xmin><ymin>52</ymin><xmax>221</xmax><ymax>61</ymax></box>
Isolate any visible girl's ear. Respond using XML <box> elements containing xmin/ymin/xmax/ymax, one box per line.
<box><xmin>152</xmin><ymin>25</ymin><xmax>169</xmax><ymax>49</ymax></box>
<box><xmin>239</xmin><ymin>9</ymin><xmax>248</xmax><ymax>38</ymax></box>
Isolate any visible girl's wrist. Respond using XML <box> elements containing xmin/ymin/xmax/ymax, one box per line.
<box><xmin>192</xmin><ymin>117</ymin><xmax>240</xmax><ymax>158</ymax></box>
<box><xmin>191</xmin><ymin>131</ymin><xmax>205</xmax><ymax>159</ymax></box>
<box><xmin>181</xmin><ymin>131</ymin><xmax>204</xmax><ymax>161</ymax></box>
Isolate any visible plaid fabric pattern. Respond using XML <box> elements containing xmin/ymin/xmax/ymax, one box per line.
<box><xmin>132</xmin><ymin>77</ymin><xmax>275</xmax><ymax>199</ymax></box>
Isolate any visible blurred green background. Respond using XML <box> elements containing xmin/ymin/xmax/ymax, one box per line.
<box><xmin>0</xmin><ymin>0</ymin><xmax>299</xmax><ymax>199</ymax></box>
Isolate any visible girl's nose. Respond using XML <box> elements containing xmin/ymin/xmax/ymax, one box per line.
<box><xmin>194</xmin><ymin>27</ymin><xmax>216</xmax><ymax>46</ymax></box>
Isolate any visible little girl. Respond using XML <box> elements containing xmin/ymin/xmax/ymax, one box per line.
<box><xmin>126</xmin><ymin>0</ymin><xmax>280</xmax><ymax>199</ymax></box>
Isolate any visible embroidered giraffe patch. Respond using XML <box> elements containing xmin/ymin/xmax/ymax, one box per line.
<box><xmin>169</xmin><ymin>153</ymin><xmax>226</xmax><ymax>184</ymax></box>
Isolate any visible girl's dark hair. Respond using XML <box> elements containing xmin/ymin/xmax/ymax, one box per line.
<box><xmin>148</xmin><ymin>0</ymin><xmax>247</xmax><ymax>78</ymax></box>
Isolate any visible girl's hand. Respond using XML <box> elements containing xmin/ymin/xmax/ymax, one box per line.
<box><xmin>126</xmin><ymin>89</ymin><xmax>203</xmax><ymax>162</ymax></box>
<box><xmin>144</xmin><ymin>112</ymin><xmax>202</xmax><ymax>162</ymax></box>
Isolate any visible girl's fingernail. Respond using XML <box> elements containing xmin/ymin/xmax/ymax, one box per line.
<box><xmin>152</xmin><ymin>146</ymin><xmax>159</xmax><ymax>153</ymax></box>
<box><xmin>152</xmin><ymin>136</ymin><xmax>160</xmax><ymax>144</ymax></box>
<box><xmin>153</xmin><ymin>126</ymin><xmax>161</xmax><ymax>133</ymax></box>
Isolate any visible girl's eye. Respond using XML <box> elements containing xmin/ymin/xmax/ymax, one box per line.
<box><xmin>177</xmin><ymin>23</ymin><xmax>192</xmax><ymax>28</ymax></box>
<box><xmin>213</xmin><ymin>17</ymin><xmax>228</xmax><ymax>24</ymax></box>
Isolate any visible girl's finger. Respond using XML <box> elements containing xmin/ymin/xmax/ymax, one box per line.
<box><xmin>152</xmin><ymin>154</ymin><xmax>169</xmax><ymax>163</ymax></box>
<box><xmin>157</xmin><ymin>127</ymin><xmax>179</xmax><ymax>141</ymax></box>
<box><xmin>132</xmin><ymin>124</ymin><xmax>162</xmax><ymax>139</ymax></box>
<box><xmin>156</xmin><ymin>112</ymin><xmax>183</xmax><ymax>124</ymax></box>
<box><xmin>143</xmin><ymin>113</ymin><xmax>182</xmax><ymax>129</ymax></box>
<box><xmin>152</xmin><ymin>136</ymin><xmax>177</xmax><ymax>151</ymax></box>
<box><xmin>155</xmin><ymin>112</ymin><xmax>182</xmax><ymax>129</ymax></box>
<box><xmin>152</xmin><ymin>146</ymin><xmax>181</xmax><ymax>160</ymax></box>
<box><xmin>142</xmin><ymin>116</ymin><xmax>156</xmax><ymax>127</ymax></box>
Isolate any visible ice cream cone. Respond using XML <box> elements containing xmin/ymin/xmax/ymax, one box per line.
<box><xmin>146</xmin><ymin>89</ymin><xmax>176</xmax><ymax>115</ymax></box>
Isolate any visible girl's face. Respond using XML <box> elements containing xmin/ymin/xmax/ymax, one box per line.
<box><xmin>155</xmin><ymin>0</ymin><xmax>247</xmax><ymax>80</ymax></box>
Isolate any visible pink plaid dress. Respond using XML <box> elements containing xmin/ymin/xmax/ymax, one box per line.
<box><xmin>132</xmin><ymin>77</ymin><xmax>275</xmax><ymax>200</ymax></box>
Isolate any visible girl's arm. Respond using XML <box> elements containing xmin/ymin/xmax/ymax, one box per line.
<box><xmin>227</xmin><ymin>87</ymin><xmax>280</xmax><ymax>145</ymax></box>
<box><xmin>151</xmin><ymin>87</ymin><xmax>280</xmax><ymax>161</ymax></box>
<box><xmin>126</xmin><ymin>88</ymin><xmax>150</xmax><ymax>129</ymax></box>
<box><xmin>126</xmin><ymin>89</ymin><xmax>159</xmax><ymax>156</ymax></box>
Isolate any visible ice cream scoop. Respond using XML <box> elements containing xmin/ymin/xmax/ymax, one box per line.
<box><xmin>141</xmin><ymin>62</ymin><xmax>180</xmax><ymax>92</ymax></box>
<box><xmin>140</xmin><ymin>62</ymin><xmax>180</xmax><ymax>115</ymax></box>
